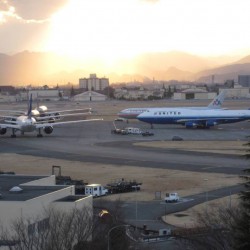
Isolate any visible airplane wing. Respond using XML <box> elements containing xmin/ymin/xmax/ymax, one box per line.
<box><xmin>35</xmin><ymin>112</ymin><xmax>91</xmax><ymax>121</ymax></box>
<box><xmin>0</xmin><ymin>110</ymin><xmax>25</xmax><ymax>114</ymax></box>
<box><xmin>35</xmin><ymin>118</ymin><xmax>103</xmax><ymax>129</ymax></box>
<box><xmin>0</xmin><ymin>115</ymin><xmax>18</xmax><ymax>119</ymax></box>
<box><xmin>0</xmin><ymin>123</ymin><xmax>20</xmax><ymax>129</ymax></box>
<box><xmin>44</xmin><ymin>108</ymin><xmax>91</xmax><ymax>115</ymax></box>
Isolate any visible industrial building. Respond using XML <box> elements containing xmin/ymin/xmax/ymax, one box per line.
<box><xmin>238</xmin><ymin>75</ymin><xmax>250</xmax><ymax>87</ymax></box>
<box><xmin>28</xmin><ymin>89</ymin><xmax>61</xmax><ymax>101</ymax></box>
<box><xmin>0</xmin><ymin>174</ymin><xmax>93</xmax><ymax>248</ymax></box>
<box><xmin>79</xmin><ymin>74</ymin><xmax>109</xmax><ymax>91</ymax></box>
<box><xmin>73</xmin><ymin>90</ymin><xmax>106</xmax><ymax>101</ymax></box>
<box><xmin>173</xmin><ymin>89</ymin><xmax>217</xmax><ymax>100</ymax></box>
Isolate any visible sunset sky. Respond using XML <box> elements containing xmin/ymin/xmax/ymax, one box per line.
<box><xmin>1</xmin><ymin>0</ymin><xmax>250</xmax><ymax>64</ymax></box>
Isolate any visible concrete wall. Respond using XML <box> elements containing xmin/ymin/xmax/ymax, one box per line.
<box><xmin>21</xmin><ymin>176</ymin><xmax>56</xmax><ymax>186</ymax></box>
<box><xmin>0</xmin><ymin>189</ymin><xmax>94</xmax><ymax>239</ymax></box>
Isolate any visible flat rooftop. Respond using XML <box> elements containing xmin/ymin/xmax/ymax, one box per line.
<box><xmin>0</xmin><ymin>175</ymin><xmax>67</xmax><ymax>201</ymax></box>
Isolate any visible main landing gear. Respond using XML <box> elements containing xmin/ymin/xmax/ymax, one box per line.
<box><xmin>37</xmin><ymin>128</ymin><xmax>43</xmax><ymax>137</ymax></box>
<box><xmin>11</xmin><ymin>128</ymin><xmax>16</xmax><ymax>138</ymax></box>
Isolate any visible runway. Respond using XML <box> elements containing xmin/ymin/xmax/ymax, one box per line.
<box><xmin>0</xmin><ymin>120</ymin><xmax>249</xmax><ymax>175</ymax></box>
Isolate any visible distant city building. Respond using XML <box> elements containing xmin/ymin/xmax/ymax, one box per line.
<box><xmin>219</xmin><ymin>86</ymin><xmax>250</xmax><ymax>99</ymax></box>
<box><xmin>0</xmin><ymin>93</ymin><xmax>16</xmax><ymax>102</ymax></box>
<box><xmin>238</xmin><ymin>75</ymin><xmax>250</xmax><ymax>87</ymax></box>
<box><xmin>28</xmin><ymin>89</ymin><xmax>61</xmax><ymax>101</ymax></box>
<box><xmin>114</xmin><ymin>86</ymin><xmax>165</xmax><ymax>100</ymax></box>
<box><xmin>0</xmin><ymin>85</ymin><xmax>16</xmax><ymax>95</ymax></box>
<box><xmin>173</xmin><ymin>89</ymin><xmax>217</xmax><ymax>100</ymax></box>
<box><xmin>79</xmin><ymin>74</ymin><xmax>109</xmax><ymax>91</ymax></box>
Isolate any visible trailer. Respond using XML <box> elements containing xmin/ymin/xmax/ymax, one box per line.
<box><xmin>124</xmin><ymin>127</ymin><xmax>142</xmax><ymax>134</ymax></box>
<box><xmin>106</xmin><ymin>178</ymin><xmax>142</xmax><ymax>194</ymax></box>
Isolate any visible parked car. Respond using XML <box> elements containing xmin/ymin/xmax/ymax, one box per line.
<box><xmin>172</xmin><ymin>136</ymin><xmax>183</xmax><ymax>141</ymax></box>
<box><xmin>114</xmin><ymin>118</ymin><xmax>126</xmax><ymax>122</ymax></box>
<box><xmin>142</xmin><ymin>131</ymin><xmax>154</xmax><ymax>136</ymax></box>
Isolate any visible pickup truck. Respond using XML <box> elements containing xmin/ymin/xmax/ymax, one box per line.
<box><xmin>164</xmin><ymin>192</ymin><xmax>180</xmax><ymax>203</ymax></box>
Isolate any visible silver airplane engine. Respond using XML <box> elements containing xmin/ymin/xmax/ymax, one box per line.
<box><xmin>44</xmin><ymin>126</ymin><xmax>53</xmax><ymax>134</ymax></box>
<box><xmin>38</xmin><ymin>106</ymin><xmax>48</xmax><ymax>113</ymax></box>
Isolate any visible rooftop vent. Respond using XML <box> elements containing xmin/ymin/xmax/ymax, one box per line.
<box><xmin>9</xmin><ymin>186</ymin><xmax>23</xmax><ymax>192</ymax></box>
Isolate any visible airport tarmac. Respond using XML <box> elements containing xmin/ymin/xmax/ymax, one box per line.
<box><xmin>1</xmin><ymin>99</ymin><xmax>250</xmax><ymax>231</ymax></box>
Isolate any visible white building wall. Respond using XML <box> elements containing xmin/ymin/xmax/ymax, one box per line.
<box><xmin>0</xmin><ymin>94</ymin><xmax>16</xmax><ymax>102</ymax></box>
<box><xmin>0</xmin><ymin>186</ymin><xmax>74</xmax><ymax>234</ymax></box>
<box><xmin>173</xmin><ymin>92</ymin><xmax>184</xmax><ymax>100</ymax></box>
<box><xmin>21</xmin><ymin>176</ymin><xmax>56</xmax><ymax>186</ymax></box>
<box><xmin>28</xmin><ymin>90</ymin><xmax>60</xmax><ymax>101</ymax></box>
<box><xmin>220</xmin><ymin>88</ymin><xmax>250</xmax><ymax>98</ymax></box>
<box><xmin>195</xmin><ymin>92</ymin><xmax>216</xmax><ymax>100</ymax></box>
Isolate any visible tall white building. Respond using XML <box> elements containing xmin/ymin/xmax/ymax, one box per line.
<box><xmin>79</xmin><ymin>74</ymin><xmax>109</xmax><ymax>91</ymax></box>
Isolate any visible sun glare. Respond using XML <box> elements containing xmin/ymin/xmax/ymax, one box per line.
<box><xmin>46</xmin><ymin>0</ymin><xmax>144</xmax><ymax>64</ymax></box>
<box><xmin>44</xmin><ymin>0</ymin><xmax>250</xmax><ymax>65</ymax></box>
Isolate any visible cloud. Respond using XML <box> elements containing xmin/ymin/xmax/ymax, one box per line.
<box><xmin>8</xmin><ymin>0</ymin><xmax>69</xmax><ymax>21</ymax></box>
<box><xmin>0</xmin><ymin>0</ymin><xmax>61</xmax><ymax>53</ymax></box>
<box><xmin>141</xmin><ymin>0</ymin><xmax>160</xmax><ymax>3</ymax></box>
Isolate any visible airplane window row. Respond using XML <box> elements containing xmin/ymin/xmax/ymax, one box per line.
<box><xmin>154</xmin><ymin>111</ymin><xmax>181</xmax><ymax>115</ymax></box>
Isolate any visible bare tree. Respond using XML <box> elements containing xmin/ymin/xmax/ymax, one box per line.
<box><xmin>176</xmin><ymin>139</ymin><xmax>250</xmax><ymax>250</ymax></box>
<box><xmin>0</xmin><ymin>207</ymin><xmax>93</xmax><ymax>250</ymax></box>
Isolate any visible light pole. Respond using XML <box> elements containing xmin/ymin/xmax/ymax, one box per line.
<box><xmin>204</xmin><ymin>178</ymin><xmax>208</xmax><ymax>213</ymax></box>
<box><xmin>107</xmin><ymin>224</ymin><xmax>129</xmax><ymax>250</ymax></box>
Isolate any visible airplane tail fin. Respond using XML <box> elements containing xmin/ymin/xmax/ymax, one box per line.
<box><xmin>207</xmin><ymin>90</ymin><xmax>226</xmax><ymax>109</ymax></box>
<box><xmin>27</xmin><ymin>94</ymin><xmax>33</xmax><ymax>118</ymax></box>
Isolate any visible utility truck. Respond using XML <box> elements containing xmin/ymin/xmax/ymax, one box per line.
<box><xmin>85</xmin><ymin>184</ymin><xmax>108</xmax><ymax>197</ymax></box>
<box><xmin>164</xmin><ymin>192</ymin><xmax>179</xmax><ymax>203</ymax></box>
<box><xmin>124</xmin><ymin>127</ymin><xmax>142</xmax><ymax>134</ymax></box>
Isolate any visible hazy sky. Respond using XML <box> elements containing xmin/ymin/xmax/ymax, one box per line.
<box><xmin>1</xmin><ymin>0</ymin><xmax>250</xmax><ymax>63</ymax></box>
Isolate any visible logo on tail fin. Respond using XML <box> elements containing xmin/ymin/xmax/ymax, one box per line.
<box><xmin>213</xmin><ymin>99</ymin><xmax>222</xmax><ymax>106</ymax></box>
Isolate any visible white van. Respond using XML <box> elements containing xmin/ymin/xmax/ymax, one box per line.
<box><xmin>164</xmin><ymin>192</ymin><xmax>180</xmax><ymax>203</ymax></box>
<box><xmin>85</xmin><ymin>184</ymin><xmax>108</xmax><ymax>197</ymax></box>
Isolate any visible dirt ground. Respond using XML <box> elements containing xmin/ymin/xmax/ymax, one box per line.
<box><xmin>0</xmin><ymin>148</ymin><xmax>243</xmax><ymax>203</ymax></box>
<box><xmin>1</xmin><ymin>99</ymin><xmax>248</xmax><ymax>227</ymax></box>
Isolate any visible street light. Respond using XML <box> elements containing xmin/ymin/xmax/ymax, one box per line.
<box><xmin>107</xmin><ymin>224</ymin><xmax>129</xmax><ymax>250</ymax></box>
<box><xmin>204</xmin><ymin>178</ymin><xmax>208</xmax><ymax>213</ymax></box>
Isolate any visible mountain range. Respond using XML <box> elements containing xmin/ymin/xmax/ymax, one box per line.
<box><xmin>0</xmin><ymin>51</ymin><xmax>250</xmax><ymax>86</ymax></box>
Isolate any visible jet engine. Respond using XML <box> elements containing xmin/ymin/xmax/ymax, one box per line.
<box><xmin>206</xmin><ymin>120</ymin><xmax>217</xmax><ymax>127</ymax></box>
<box><xmin>185</xmin><ymin>122</ymin><xmax>197</xmax><ymax>128</ymax></box>
<box><xmin>44</xmin><ymin>126</ymin><xmax>53</xmax><ymax>134</ymax></box>
<box><xmin>38</xmin><ymin>106</ymin><xmax>48</xmax><ymax>113</ymax></box>
<box><xmin>0</xmin><ymin>128</ymin><xmax>7</xmax><ymax>135</ymax></box>
<box><xmin>48</xmin><ymin>117</ymin><xmax>56</xmax><ymax>123</ymax></box>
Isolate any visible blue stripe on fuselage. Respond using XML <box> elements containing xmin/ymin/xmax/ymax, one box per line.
<box><xmin>137</xmin><ymin>116</ymin><xmax>248</xmax><ymax>125</ymax></box>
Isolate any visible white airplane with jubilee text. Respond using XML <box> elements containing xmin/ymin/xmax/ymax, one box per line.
<box><xmin>0</xmin><ymin>95</ymin><xmax>102</xmax><ymax>137</ymax></box>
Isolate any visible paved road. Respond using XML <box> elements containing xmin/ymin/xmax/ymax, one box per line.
<box><xmin>0</xmin><ymin>120</ymin><xmax>249</xmax><ymax>232</ymax></box>
<box><xmin>0</xmin><ymin>121</ymin><xmax>249</xmax><ymax>176</ymax></box>
<box><xmin>94</xmin><ymin>183</ymin><xmax>244</xmax><ymax>231</ymax></box>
